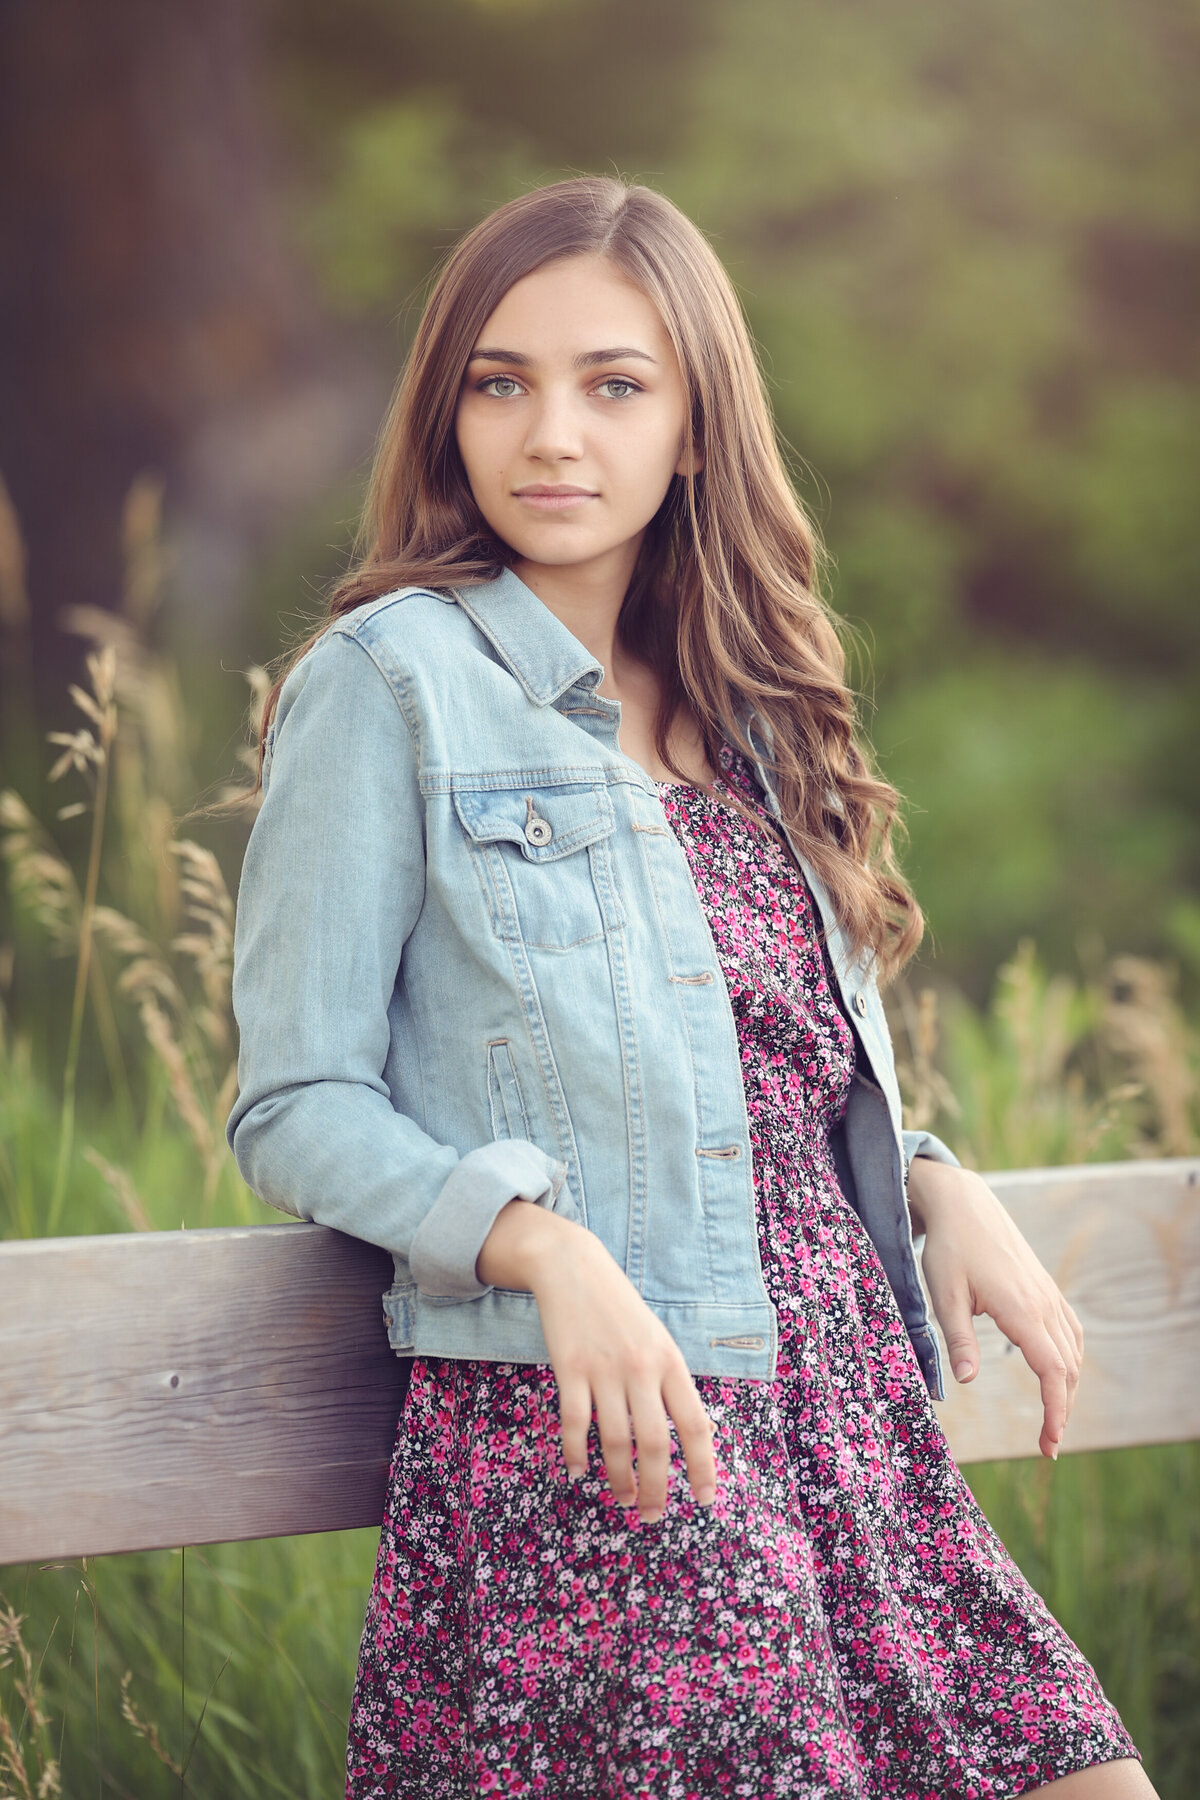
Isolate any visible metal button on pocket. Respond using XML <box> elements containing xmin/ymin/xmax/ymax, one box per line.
<box><xmin>853</xmin><ymin>991</ymin><xmax>867</xmax><ymax>1016</ymax></box>
<box><xmin>523</xmin><ymin>796</ymin><xmax>554</xmax><ymax>847</ymax></box>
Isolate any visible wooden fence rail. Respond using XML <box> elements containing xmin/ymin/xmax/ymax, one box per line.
<box><xmin>1</xmin><ymin>1159</ymin><xmax>1197</xmax><ymax>1567</ymax></box>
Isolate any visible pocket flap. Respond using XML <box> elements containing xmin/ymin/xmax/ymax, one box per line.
<box><xmin>453</xmin><ymin>783</ymin><xmax>614</xmax><ymax>861</ymax></box>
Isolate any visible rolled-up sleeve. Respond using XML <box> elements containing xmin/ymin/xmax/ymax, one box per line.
<box><xmin>901</xmin><ymin>1128</ymin><xmax>961</xmax><ymax>1172</ymax></box>
<box><xmin>225</xmin><ymin>627</ymin><xmax>566</xmax><ymax>1299</ymax></box>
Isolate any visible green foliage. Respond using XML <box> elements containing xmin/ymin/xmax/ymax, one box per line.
<box><xmin>300</xmin><ymin>98</ymin><xmax>545</xmax><ymax>316</ymax></box>
<box><xmin>874</xmin><ymin>654</ymin><xmax>1193</xmax><ymax>984</ymax></box>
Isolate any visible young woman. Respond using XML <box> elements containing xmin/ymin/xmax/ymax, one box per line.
<box><xmin>227</xmin><ymin>178</ymin><xmax>1152</xmax><ymax>1798</ymax></box>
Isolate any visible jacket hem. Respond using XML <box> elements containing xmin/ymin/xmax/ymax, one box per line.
<box><xmin>383</xmin><ymin>1282</ymin><xmax>781</xmax><ymax>1381</ymax></box>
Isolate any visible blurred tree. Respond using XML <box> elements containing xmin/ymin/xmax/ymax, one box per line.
<box><xmin>0</xmin><ymin>0</ymin><xmax>371</xmax><ymax>735</ymax></box>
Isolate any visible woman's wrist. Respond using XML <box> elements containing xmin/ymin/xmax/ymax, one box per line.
<box><xmin>474</xmin><ymin>1196</ymin><xmax>586</xmax><ymax>1292</ymax></box>
<box><xmin>906</xmin><ymin>1155</ymin><xmax>968</xmax><ymax>1236</ymax></box>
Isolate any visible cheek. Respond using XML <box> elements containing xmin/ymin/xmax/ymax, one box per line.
<box><xmin>457</xmin><ymin>408</ymin><xmax>512</xmax><ymax>494</ymax></box>
<box><xmin>619</xmin><ymin>416</ymin><xmax>689</xmax><ymax>494</ymax></box>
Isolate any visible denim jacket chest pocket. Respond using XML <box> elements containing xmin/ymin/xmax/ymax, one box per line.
<box><xmin>452</xmin><ymin>780</ymin><xmax>620</xmax><ymax>952</ymax></box>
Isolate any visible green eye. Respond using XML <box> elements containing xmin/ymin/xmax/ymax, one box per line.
<box><xmin>596</xmin><ymin>378</ymin><xmax>640</xmax><ymax>399</ymax></box>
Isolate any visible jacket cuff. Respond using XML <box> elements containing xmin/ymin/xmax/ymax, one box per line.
<box><xmin>408</xmin><ymin>1140</ymin><xmax>574</xmax><ymax>1300</ymax></box>
<box><xmin>901</xmin><ymin>1128</ymin><xmax>961</xmax><ymax>1179</ymax></box>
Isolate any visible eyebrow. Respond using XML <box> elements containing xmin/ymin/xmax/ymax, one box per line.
<box><xmin>467</xmin><ymin>345</ymin><xmax>659</xmax><ymax>369</ymax></box>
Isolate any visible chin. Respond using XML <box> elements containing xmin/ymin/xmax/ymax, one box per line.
<box><xmin>503</xmin><ymin>533</ymin><xmax>609</xmax><ymax>568</ymax></box>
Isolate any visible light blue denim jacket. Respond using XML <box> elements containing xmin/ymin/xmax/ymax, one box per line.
<box><xmin>226</xmin><ymin>569</ymin><xmax>959</xmax><ymax>1397</ymax></box>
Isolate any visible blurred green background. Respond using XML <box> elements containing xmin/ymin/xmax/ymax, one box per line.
<box><xmin>1</xmin><ymin>0</ymin><xmax>1198</xmax><ymax>1794</ymax></box>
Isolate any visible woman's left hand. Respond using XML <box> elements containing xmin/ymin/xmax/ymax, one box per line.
<box><xmin>906</xmin><ymin>1158</ymin><xmax>1085</xmax><ymax>1459</ymax></box>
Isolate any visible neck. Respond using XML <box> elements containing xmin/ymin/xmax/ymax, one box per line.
<box><xmin>512</xmin><ymin>538</ymin><xmax>643</xmax><ymax>682</ymax></box>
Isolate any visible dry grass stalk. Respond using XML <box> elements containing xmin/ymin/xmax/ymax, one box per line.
<box><xmin>81</xmin><ymin>1147</ymin><xmax>154</xmax><ymax>1233</ymax></box>
<box><xmin>0</xmin><ymin>795</ymin><xmax>81</xmax><ymax>956</ymax></box>
<box><xmin>0</xmin><ymin>1605</ymin><xmax>61</xmax><ymax>1800</ymax></box>
<box><xmin>89</xmin><ymin>892</ymin><xmax>236</xmax><ymax>1197</ymax></box>
<box><xmin>890</xmin><ymin>982</ymin><xmax>961</xmax><ymax>1133</ymax></box>
<box><xmin>890</xmin><ymin>939</ymin><xmax>1181</xmax><ymax>1170</ymax></box>
<box><xmin>118</xmin><ymin>1671</ymin><xmax>181</xmax><ymax>1778</ymax></box>
<box><xmin>1103</xmin><ymin>955</ymin><xmax>1198</xmax><ymax>1156</ymax></box>
<box><xmin>208</xmin><ymin>664</ymin><xmax>271</xmax><ymax>812</ymax></box>
<box><xmin>57</xmin><ymin>604</ymin><xmax>192</xmax><ymax>814</ymax></box>
<box><xmin>137</xmin><ymin>995</ymin><xmax>214</xmax><ymax>1162</ymax></box>
<box><xmin>119</xmin><ymin>1654</ymin><xmax>230</xmax><ymax>1785</ymax></box>
<box><xmin>168</xmin><ymin>840</ymin><xmax>235</xmax><ymax>1059</ymax></box>
<box><xmin>39</xmin><ymin>647</ymin><xmax>121</xmax><ymax>1231</ymax></box>
<box><xmin>994</xmin><ymin>939</ymin><xmax>1079</xmax><ymax>1106</ymax></box>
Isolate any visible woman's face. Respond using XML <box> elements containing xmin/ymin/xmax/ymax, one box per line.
<box><xmin>455</xmin><ymin>253</ymin><xmax>695</xmax><ymax>592</ymax></box>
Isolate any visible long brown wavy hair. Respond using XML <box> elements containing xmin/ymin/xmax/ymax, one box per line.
<box><xmin>255</xmin><ymin>176</ymin><xmax>923</xmax><ymax>980</ymax></box>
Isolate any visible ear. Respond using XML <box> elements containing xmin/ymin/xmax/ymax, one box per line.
<box><xmin>675</xmin><ymin>437</ymin><xmax>704</xmax><ymax>477</ymax></box>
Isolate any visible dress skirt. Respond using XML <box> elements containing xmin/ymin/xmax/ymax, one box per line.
<box><xmin>345</xmin><ymin>745</ymin><xmax>1139</xmax><ymax>1798</ymax></box>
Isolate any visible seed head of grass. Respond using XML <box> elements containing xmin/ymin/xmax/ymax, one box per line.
<box><xmin>1103</xmin><ymin>955</ymin><xmax>1198</xmax><ymax>1156</ymax></box>
<box><xmin>136</xmin><ymin>995</ymin><xmax>214</xmax><ymax>1160</ymax></box>
<box><xmin>0</xmin><ymin>1604</ymin><xmax>59</xmax><ymax>1800</ymax></box>
<box><xmin>81</xmin><ymin>1147</ymin><xmax>153</xmax><ymax>1233</ymax></box>
<box><xmin>118</xmin><ymin>1670</ymin><xmax>181</xmax><ymax>1777</ymax></box>
<box><xmin>0</xmin><ymin>797</ymin><xmax>80</xmax><ymax>955</ymax></box>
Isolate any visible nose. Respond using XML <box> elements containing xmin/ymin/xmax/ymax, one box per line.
<box><xmin>522</xmin><ymin>386</ymin><xmax>584</xmax><ymax>463</ymax></box>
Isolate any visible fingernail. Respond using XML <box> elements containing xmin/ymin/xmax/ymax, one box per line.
<box><xmin>955</xmin><ymin>1362</ymin><xmax>974</xmax><ymax>1382</ymax></box>
<box><xmin>567</xmin><ymin>1465</ymin><xmax>584</xmax><ymax>1481</ymax></box>
<box><xmin>695</xmin><ymin>1486</ymin><xmax>716</xmax><ymax>1506</ymax></box>
<box><xmin>640</xmin><ymin>1510</ymin><xmax>663</xmax><ymax>1525</ymax></box>
<box><xmin>1050</xmin><ymin>1446</ymin><xmax>1059</xmax><ymax>1462</ymax></box>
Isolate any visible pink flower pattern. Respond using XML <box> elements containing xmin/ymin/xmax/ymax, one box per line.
<box><xmin>345</xmin><ymin>744</ymin><xmax>1138</xmax><ymax>1798</ymax></box>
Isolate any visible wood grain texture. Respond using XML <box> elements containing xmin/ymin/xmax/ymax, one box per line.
<box><xmin>0</xmin><ymin>1223</ymin><xmax>409</xmax><ymax>1563</ymax></box>
<box><xmin>934</xmin><ymin>1160</ymin><xmax>1200</xmax><ymax>1465</ymax></box>
<box><xmin>1</xmin><ymin>1160</ymin><xmax>1197</xmax><ymax>1562</ymax></box>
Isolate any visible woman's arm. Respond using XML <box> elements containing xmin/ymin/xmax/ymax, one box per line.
<box><xmin>906</xmin><ymin>1157</ymin><xmax>1085</xmax><ymax>1459</ymax></box>
<box><xmin>226</xmin><ymin>628</ymin><xmax>567</xmax><ymax>1293</ymax></box>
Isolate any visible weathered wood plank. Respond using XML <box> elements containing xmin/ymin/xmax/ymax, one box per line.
<box><xmin>0</xmin><ymin>1159</ymin><xmax>1196</xmax><ymax>1563</ymax></box>
<box><xmin>935</xmin><ymin>1160</ymin><xmax>1200</xmax><ymax>1464</ymax></box>
<box><xmin>0</xmin><ymin>1223</ymin><xmax>408</xmax><ymax>1563</ymax></box>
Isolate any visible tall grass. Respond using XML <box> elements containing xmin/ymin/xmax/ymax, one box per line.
<box><xmin>0</xmin><ymin>484</ymin><xmax>1197</xmax><ymax>1794</ymax></box>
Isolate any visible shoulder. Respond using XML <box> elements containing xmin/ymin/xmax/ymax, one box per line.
<box><xmin>330</xmin><ymin>586</ymin><xmax>479</xmax><ymax>669</ymax></box>
<box><xmin>288</xmin><ymin>585</ymin><xmax>522</xmax><ymax>760</ymax></box>
<box><xmin>271</xmin><ymin>587</ymin><xmax>479</xmax><ymax>729</ymax></box>
<box><xmin>269</xmin><ymin>594</ymin><xmax>459</xmax><ymax>752</ymax></box>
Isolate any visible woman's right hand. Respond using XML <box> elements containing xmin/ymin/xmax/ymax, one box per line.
<box><xmin>476</xmin><ymin>1200</ymin><xmax>717</xmax><ymax>1524</ymax></box>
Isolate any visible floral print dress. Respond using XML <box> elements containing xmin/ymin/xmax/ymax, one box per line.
<box><xmin>345</xmin><ymin>744</ymin><xmax>1139</xmax><ymax>1799</ymax></box>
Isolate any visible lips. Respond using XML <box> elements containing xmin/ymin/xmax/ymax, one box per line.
<box><xmin>513</xmin><ymin>485</ymin><xmax>598</xmax><ymax>511</ymax></box>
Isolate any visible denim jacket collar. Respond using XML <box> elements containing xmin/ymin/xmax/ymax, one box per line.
<box><xmin>451</xmin><ymin>568</ymin><xmax>605</xmax><ymax>707</ymax></box>
<box><xmin>452</xmin><ymin>569</ymin><xmax>777</xmax><ymax>763</ymax></box>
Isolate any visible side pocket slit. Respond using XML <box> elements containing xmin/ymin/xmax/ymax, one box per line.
<box><xmin>487</xmin><ymin>1038</ymin><xmax>531</xmax><ymax>1142</ymax></box>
